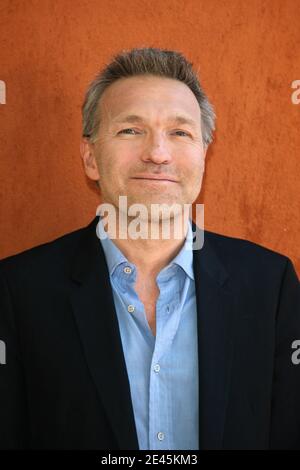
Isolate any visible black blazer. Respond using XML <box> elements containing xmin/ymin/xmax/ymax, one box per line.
<box><xmin>0</xmin><ymin>216</ymin><xmax>299</xmax><ymax>450</ymax></box>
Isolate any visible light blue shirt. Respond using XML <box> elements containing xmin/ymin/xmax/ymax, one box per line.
<box><xmin>98</xmin><ymin>217</ymin><xmax>199</xmax><ymax>450</ymax></box>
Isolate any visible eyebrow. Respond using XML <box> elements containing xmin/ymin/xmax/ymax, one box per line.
<box><xmin>112</xmin><ymin>114</ymin><xmax>199</xmax><ymax>129</ymax></box>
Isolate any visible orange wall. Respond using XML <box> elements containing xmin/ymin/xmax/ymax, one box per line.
<box><xmin>0</xmin><ymin>0</ymin><xmax>299</xmax><ymax>275</ymax></box>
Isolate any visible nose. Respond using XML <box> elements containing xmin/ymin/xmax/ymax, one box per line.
<box><xmin>141</xmin><ymin>132</ymin><xmax>172</xmax><ymax>165</ymax></box>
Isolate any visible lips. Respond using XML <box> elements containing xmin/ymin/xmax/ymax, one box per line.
<box><xmin>131</xmin><ymin>174</ymin><xmax>178</xmax><ymax>182</ymax></box>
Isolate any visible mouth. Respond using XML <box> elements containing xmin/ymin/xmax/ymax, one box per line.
<box><xmin>131</xmin><ymin>175</ymin><xmax>178</xmax><ymax>183</ymax></box>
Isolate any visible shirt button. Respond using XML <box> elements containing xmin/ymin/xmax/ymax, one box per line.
<box><xmin>166</xmin><ymin>305</ymin><xmax>170</xmax><ymax>313</ymax></box>
<box><xmin>154</xmin><ymin>364</ymin><xmax>160</xmax><ymax>373</ymax></box>
<box><xmin>157</xmin><ymin>432</ymin><xmax>165</xmax><ymax>441</ymax></box>
<box><xmin>127</xmin><ymin>305</ymin><xmax>135</xmax><ymax>313</ymax></box>
<box><xmin>123</xmin><ymin>266</ymin><xmax>132</xmax><ymax>274</ymax></box>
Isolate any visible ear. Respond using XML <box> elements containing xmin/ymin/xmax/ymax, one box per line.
<box><xmin>80</xmin><ymin>138</ymin><xmax>100</xmax><ymax>182</ymax></box>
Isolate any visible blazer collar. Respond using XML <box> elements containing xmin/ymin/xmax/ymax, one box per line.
<box><xmin>69</xmin><ymin>216</ymin><xmax>236</xmax><ymax>450</ymax></box>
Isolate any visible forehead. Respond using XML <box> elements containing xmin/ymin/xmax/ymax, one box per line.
<box><xmin>98</xmin><ymin>75</ymin><xmax>201</xmax><ymax>124</ymax></box>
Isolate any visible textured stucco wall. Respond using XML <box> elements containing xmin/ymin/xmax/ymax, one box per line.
<box><xmin>0</xmin><ymin>0</ymin><xmax>299</xmax><ymax>275</ymax></box>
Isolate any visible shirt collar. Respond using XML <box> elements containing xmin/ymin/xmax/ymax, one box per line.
<box><xmin>97</xmin><ymin>216</ymin><xmax>194</xmax><ymax>281</ymax></box>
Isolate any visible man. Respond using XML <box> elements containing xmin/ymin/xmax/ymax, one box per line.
<box><xmin>0</xmin><ymin>47</ymin><xmax>299</xmax><ymax>450</ymax></box>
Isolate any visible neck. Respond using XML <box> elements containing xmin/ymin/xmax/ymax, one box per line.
<box><xmin>101</xmin><ymin>212</ymin><xmax>190</xmax><ymax>277</ymax></box>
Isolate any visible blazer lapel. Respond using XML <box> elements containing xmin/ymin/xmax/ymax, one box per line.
<box><xmin>68</xmin><ymin>216</ymin><xmax>139</xmax><ymax>450</ymax></box>
<box><xmin>192</xmin><ymin>223</ymin><xmax>236</xmax><ymax>449</ymax></box>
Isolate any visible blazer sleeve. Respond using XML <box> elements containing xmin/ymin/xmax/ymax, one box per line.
<box><xmin>0</xmin><ymin>266</ymin><xmax>29</xmax><ymax>449</ymax></box>
<box><xmin>269</xmin><ymin>257</ymin><xmax>300</xmax><ymax>449</ymax></box>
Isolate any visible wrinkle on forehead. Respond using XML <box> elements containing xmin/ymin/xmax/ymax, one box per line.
<box><xmin>97</xmin><ymin>76</ymin><xmax>201</xmax><ymax>130</ymax></box>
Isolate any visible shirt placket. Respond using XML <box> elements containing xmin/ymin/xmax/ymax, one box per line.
<box><xmin>148</xmin><ymin>268</ymin><xmax>181</xmax><ymax>450</ymax></box>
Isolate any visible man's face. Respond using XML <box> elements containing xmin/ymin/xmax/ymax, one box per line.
<box><xmin>82</xmin><ymin>75</ymin><xmax>207</xmax><ymax>217</ymax></box>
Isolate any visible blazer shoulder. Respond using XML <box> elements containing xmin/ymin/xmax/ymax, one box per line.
<box><xmin>0</xmin><ymin>221</ymin><xmax>90</xmax><ymax>279</ymax></box>
<box><xmin>202</xmin><ymin>228</ymin><xmax>292</xmax><ymax>275</ymax></box>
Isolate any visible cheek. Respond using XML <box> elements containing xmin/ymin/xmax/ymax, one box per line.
<box><xmin>182</xmin><ymin>151</ymin><xmax>205</xmax><ymax>176</ymax></box>
<box><xmin>103</xmin><ymin>142</ymin><xmax>138</xmax><ymax>166</ymax></box>
<box><xmin>95</xmin><ymin>144</ymin><xmax>120</xmax><ymax>174</ymax></box>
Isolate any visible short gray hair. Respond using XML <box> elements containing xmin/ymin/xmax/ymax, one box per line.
<box><xmin>82</xmin><ymin>47</ymin><xmax>216</xmax><ymax>148</ymax></box>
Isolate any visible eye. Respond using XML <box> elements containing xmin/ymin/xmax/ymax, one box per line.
<box><xmin>117</xmin><ymin>128</ymin><xmax>140</xmax><ymax>135</ymax></box>
<box><xmin>173</xmin><ymin>130</ymin><xmax>191</xmax><ymax>137</ymax></box>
